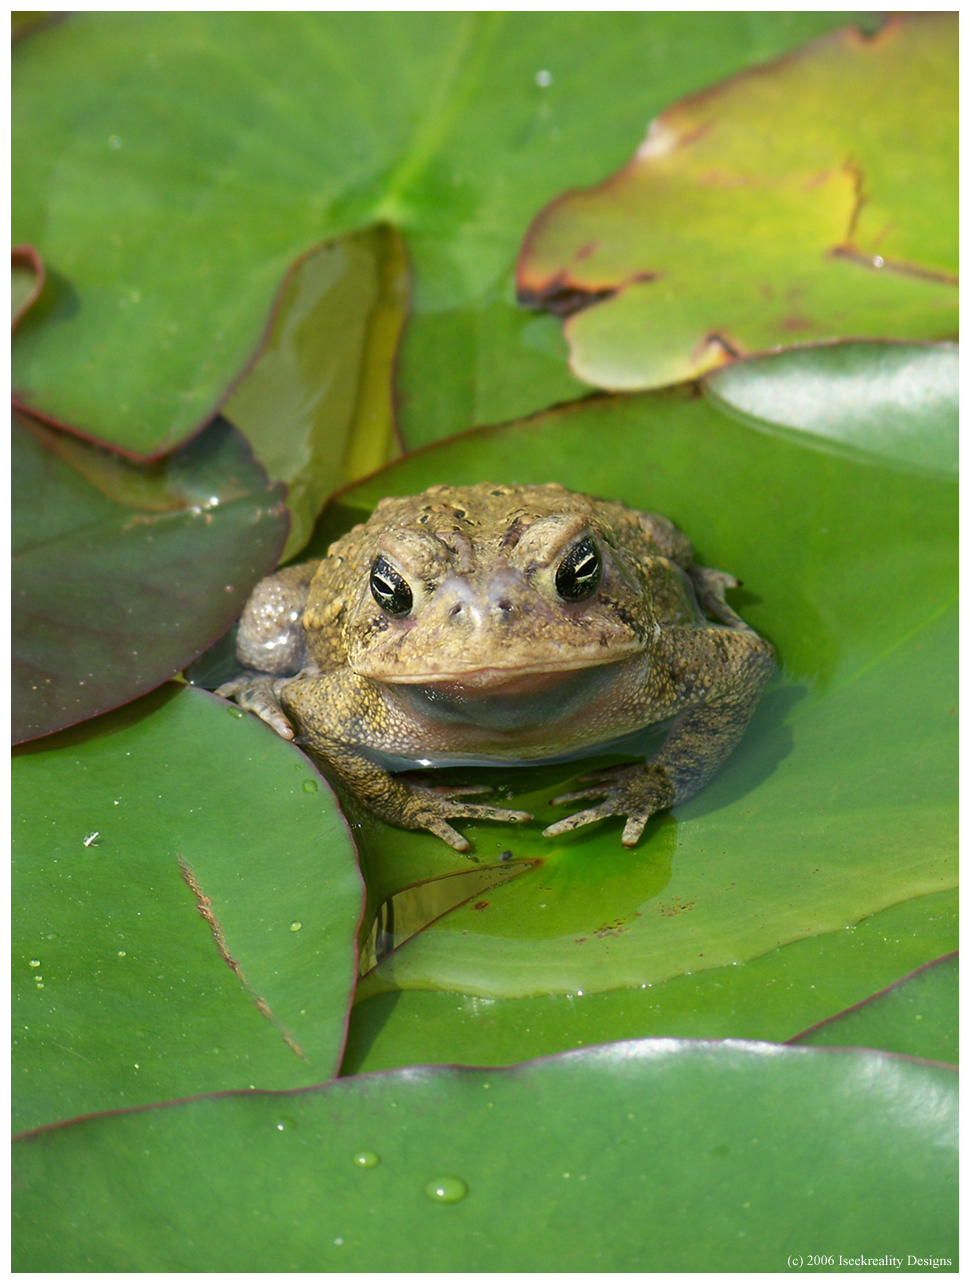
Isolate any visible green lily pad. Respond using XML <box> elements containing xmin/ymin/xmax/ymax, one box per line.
<box><xmin>790</xmin><ymin>952</ymin><xmax>957</xmax><ymax>1064</ymax></box>
<box><xmin>320</xmin><ymin>381</ymin><xmax>955</xmax><ymax>1002</ymax></box>
<box><xmin>518</xmin><ymin>14</ymin><xmax>957</xmax><ymax>391</ymax></box>
<box><xmin>13</xmin><ymin>11</ymin><xmax>861</xmax><ymax>455</ymax></box>
<box><xmin>705</xmin><ymin>342</ymin><xmax>958</xmax><ymax>480</ymax></box>
<box><xmin>342</xmin><ymin>888</ymin><xmax>958</xmax><ymax>1073</ymax></box>
<box><xmin>224</xmin><ymin>224</ymin><xmax>407</xmax><ymax>562</ymax></box>
<box><xmin>12</xmin><ymin>1042</ymin><xmax>956</xmax><ymax>1271</ymax></box>
<box><xmin>12</xmin><ymin>412</ymin><xmax>288</xmax><ymax>743</ymax></box>
<box><xmin>12</xmin><ymin>683</ymin><xmax>363</xmax><ymax>1134</ymax></box>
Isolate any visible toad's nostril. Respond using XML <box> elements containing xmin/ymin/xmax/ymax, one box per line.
<box><xmin>449</xmin><ymin>603</ymin><xmax>462</xmax><ymax>618</ymax></box>
<box><xmin>497</xmin><ymin>599</ymin><xmax>514</xmax><ymax>614</ymax></box>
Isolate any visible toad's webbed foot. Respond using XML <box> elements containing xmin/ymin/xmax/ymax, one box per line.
<box><xmin>397</xmin><ymin>778</ymin><xmax>533</xmax><ymax>853</ymax></box>
<box><xmin>544</xmin><ymin>763</ymin><xmax>674</xmax><ymax>848</ymax></box>
<box><xmin>215</xmin><ymin>672</ymin><xmax>296</xmax><ymax>740</ymax></box>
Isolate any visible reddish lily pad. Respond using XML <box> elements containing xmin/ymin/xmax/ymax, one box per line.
<box><xmin>12</xmin><ymin>413</ymin><xmax>288</xmax><ymax>743</ymax></box>
<box><xmin>518</xmin><ymin>14</ymin><xmax>957</xmax><ymax>391</ymax></box>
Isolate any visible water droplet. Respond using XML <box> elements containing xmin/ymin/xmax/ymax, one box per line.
<box><xmin>302</xmin><ymin>778</ymin><xmax>318</xmax><ymax>793</ymax></box>
<box><xmin>108</xmin><ymin>134</ymin><xmax>122</xmax><ymax>148</ymax></box>
<box><xmin>333</xmin><ymin>1237</ymin><xmax>344</xmax><ymax>1247</ymax></box>
<box><xmin>275</xmin><ymin>1116</ymin><xmax>297</xmax><ymax>1132</ymax></box>
<box><xmin>228</xmin><ymin>707</ymin><xmax>245</xmax><ymax>719</ymax></box>
<box><xmin>424</xmin><ymin>1176</ymin><xmax>467</xmax><ymax>1203</ymax></box>
<box><xmin>29</xmin><ymin>960</ymin><xmax>41</xmax><ymax>968</ymax></box>
<box><xmin>535</xmin><ymin>69</ymin><xmax>552</xmax><ymax>87</ymax></box>
<box><xmin>36</xmin><ymin>983</ymin><xmax>45</xmax><ymax>989</ymax></box>
<box><xmin>117</xmin><ymin>951</ymin><xmax>127</xmax><ymax>957</ymax></box>
<box><xmin>353</xmin><ymin>1150</ymin><xmax>380</xmax><ymax>1169</ymax></box>
<box><xmin>290</xmin><ymin>921</ymin><xmax>303</xmax><ymax>933</ymax></box>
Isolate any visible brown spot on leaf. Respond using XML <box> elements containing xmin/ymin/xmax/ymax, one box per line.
<box><xmin>179</xmin><ymin>856</ymin><xmax>306</xmax><ymax>1059</ymax></box>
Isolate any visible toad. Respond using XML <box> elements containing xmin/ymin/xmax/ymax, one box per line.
<box><xmin>218</xmin><ymin>483</ymin><xmax>774</xmax><ymax>852</ymax></box>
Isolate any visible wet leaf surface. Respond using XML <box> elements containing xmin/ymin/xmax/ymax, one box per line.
<box><xmin>12</xmin><ymin>413</ymin><xmax>288</xmax><ymax>743</ymax></box>
<box><xmin>12</xmin><ymin>1042</ymin><xmax>956</xmax><ymax>1271</ymax></box>
<box><xmin>518</xmin><ymin>15</ymin><xmax>957</xmax><ymax>390</ymax></box>
<box><xmin>342</xmin><ymin>889</ymin><xmax>958</xmax><ymax>1073</ymax></box>
<box><xmin>12</xmin><ymin>12</ymin><xmax>860</xmax><ymax>454</ymax></box>
<box><xmin>789</xmin><ymin>952</ymin><xmax>957</xmax><ymax>1064</ymax></box>
<box><xmin>12</xmin><ymin>684</ymin><xmax>363</xmax><ymax>1134</ymax></box>
<box><xmin>320</xmin><ymin>381</ymin><xmax>955</xmax><ymax>1002</ymax></box>
<box><xmin>705</xmin><ymin>341</ymin><xmax>958</xmax><ymax>480</ymax></box>
<box><xmin>224</xmin><ymin>225</ymin><xmax>407</xmax><ymax>562</ymax></box>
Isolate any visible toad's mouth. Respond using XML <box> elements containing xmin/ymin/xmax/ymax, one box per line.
<box><xmin>360</xmin><ymin>644</ymin><xmax>644</xmax><ymax>694</ymax></box>
<box><xmin>379</xmin><ymin>659</ymin><xmax>634</xmax><ymax>733</ymax></box>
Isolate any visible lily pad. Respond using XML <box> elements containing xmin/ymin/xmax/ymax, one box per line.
<box><xmin>12</xmin><ymin>1041</ymin><xmax>957</xmax><ymax>1271</ymax></box>
<box><xmin>12</xmin><ymin>412</ymin><xmax>288</xmax><ymax>743</ymax></box>
<box><xmin>223</xmin><ymin>224</ymin><xmax>407</xmax><ymax>562</ymax></box>
<box><xmin>12</xmin><ymin>683</ymin><xmax>363</xmax><ymax>1134</ymax></box>
<box><xmin>704</xmin><ymin>341</ymin><xmax>958</xmax><ymax>480</ymax></box>
<box><xmin>518</xmin><ymin>14</ymin><xmax>957</xmax><ymax>391</ymax></box>
<box><xmin>12</xmin><ymin>11</ymin><xmax>861</xmax><ymax>455</ymax></box>
<box><xmin>789</xmin><ymin>952</ymin><xmax>957</xmax><ymax>1064</ymax></box>
<box><xmin>320</xmin><ymin>381</ymin><xmax>955</xmax><ymax>1002</ymax></box>
<box><xmin>342</xmin><ymin>889</ymin><xmax>958</xmax><ymax>1073</ymax></box>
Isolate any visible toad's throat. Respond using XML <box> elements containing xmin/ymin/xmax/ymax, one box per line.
<box><xmin>385</xmin><ymin>662</ymin><xmax>623</xmax><ymax>732</ymax></box>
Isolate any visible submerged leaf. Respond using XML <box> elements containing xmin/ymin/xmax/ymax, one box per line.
<box><xmin>224</xmin><ymin>225</ymin><xmax>407</xmax><ymax>562</ymax></box>
<box><xmin>12</xmin><ymin>1041</ymin><xmax>957</xmax><ymax>1271</ymax></box>
<box><xmin>518</xmin><ymin>14</ymin><xmax>957</xmax><ymax>390</ymax></box>
<box><xmin>12</xmin><ymin>413</ymin><xmax>288</xmax><ymax>743</ymax></box>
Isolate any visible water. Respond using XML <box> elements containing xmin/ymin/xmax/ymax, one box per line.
<box><xmin>423</xmin><ymin>1176</ymin><xmax>467</xmax><ymax>1203</ymax></box>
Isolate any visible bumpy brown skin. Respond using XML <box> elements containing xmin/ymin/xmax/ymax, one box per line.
<box><xmin>217</xmin><ymin>483</ymin><xmax>775</xmax><ymax>853</ymax></box>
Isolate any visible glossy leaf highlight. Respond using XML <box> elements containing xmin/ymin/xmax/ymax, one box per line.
<box><xmin>705</xmin><ymin>341</ymin><xmax>958</xmax><ymax>480</ymax></box>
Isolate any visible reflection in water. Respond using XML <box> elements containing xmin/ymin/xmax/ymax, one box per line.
<box><xmin>358</xmin><ymin>859</ymin><xmax>539</xmax><ymax>976</ymax></box>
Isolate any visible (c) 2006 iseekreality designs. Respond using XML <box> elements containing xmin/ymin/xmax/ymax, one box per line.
<box><xmin>218</xmin><ymin>482</ymin><xmax>774</xmax><ymax>853</ymax></box>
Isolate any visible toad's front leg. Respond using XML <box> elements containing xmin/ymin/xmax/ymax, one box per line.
<box><xmin>282</xmin><ymin>672</ymin><xmax>532</xmax><ymax>853</ymax></box>
<box><xmin>545</xmin><ymin>627</ymin><xmax>775</xmax><ymax>846</ymax></box>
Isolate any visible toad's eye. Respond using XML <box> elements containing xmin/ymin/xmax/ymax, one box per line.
<box><xmin>370</xmin><ymin>555</ymin><xmax>413</xmax><ymax>616</ymax></box>
<box><xmin>555</xmin><ymin>536</ymin><xmax>602</xmax><ymax>602</ymax></box>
